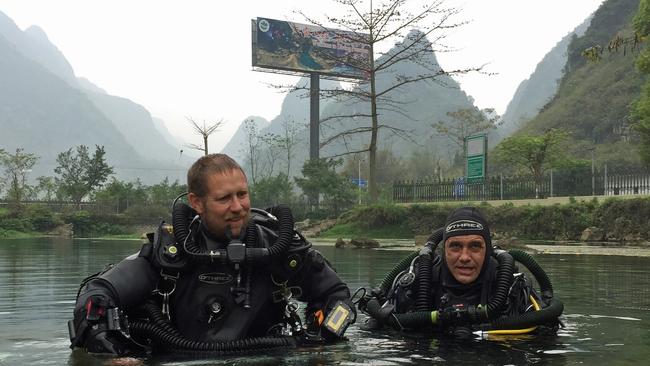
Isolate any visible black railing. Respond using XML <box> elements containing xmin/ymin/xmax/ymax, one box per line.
<box><xmin>0</xmin><ymin>200</ymin><xmax>117</xmax><ymax>213</ymax></box>
<box><xmin>393</xmin><ymin>168</ymin><xmax>650</xmax><ymax>203</ymax></box>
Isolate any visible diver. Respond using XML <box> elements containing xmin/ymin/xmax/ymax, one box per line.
<box><xmin>68</xmin><ymin>153</ymin><xmax>356</xmax><ymax>356</ymax></box>
<box><xmin>358</xmin><ymin>206</ymin><xmax>563</xmax><ymax>338</ymax></box>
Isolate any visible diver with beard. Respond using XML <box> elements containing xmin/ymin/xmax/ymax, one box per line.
<box><xmin>68</xmin><ymin>154</ymin><xmax>355</xmax><ymax>356</ymax></box>
<box><xmin>359</xmin><ymin>206</ymin><xmax>562</xmax><ymax>337</ymax></box>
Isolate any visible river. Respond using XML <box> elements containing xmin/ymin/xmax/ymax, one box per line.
<box><xmin>1</xmin><ymin>237</ymin><xmax>648</xmax><ymax>365</ymax></box>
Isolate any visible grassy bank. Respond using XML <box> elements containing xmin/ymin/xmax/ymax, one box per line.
<box><xmin>0</xmin><ymin>203</ymin><xmax>160</xmax><ymax>239</ymax></box>
<box><xmin>320</xmin><ymin>196</ymin><xmax>650</xmax><ymax>243</ymax></box>
<box><xmin>4</xmin><ymin>196</ymin><xmax>650</xmax><ymax>243</ymax></box>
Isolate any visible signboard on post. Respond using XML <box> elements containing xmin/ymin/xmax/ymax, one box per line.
<box><xmin>351</xmin><ymin>178</ymin><xmax>367</xmax><ymax>188</ymax></box>
<box><xmin>252</xmin><ymin>17</ymin><xmax>370</xmax><ymax>79</ymax></box>
<box><xmin>465</xmin><ymin>134</ymin><xmax>487</xmax><ymax>183</ymax></box>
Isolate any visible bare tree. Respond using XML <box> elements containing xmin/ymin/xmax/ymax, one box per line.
<box><xmin>263</xmin><ymin>116</ymin><xmax>304</xmax><ymax>176</ymax></box>
<box><xmin>435</xmin><ymin>108</ymin><xmax>499</xmax><ymax>149</ymax></box>
<box><xmin>186</xmin><ymin>117</ymin><xmax>226</xmax><ymax>155</ymax></box>
<box><xmin>242</xmin><ymin>119</ymin><xmax>262</xmax><ymax>185</ymax></box>
<box><xmin>286</xmin><ymin>0</ymin><xmax>483</xmax><ymax>202</ymax></box>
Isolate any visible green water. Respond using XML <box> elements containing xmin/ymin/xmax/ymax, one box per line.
<box><xmin>0</xmin><ymin>238</ymin><xmax>649</xmax><ymax>365</ymax></box>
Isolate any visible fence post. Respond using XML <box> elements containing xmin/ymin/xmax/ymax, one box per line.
<box><xmin>591</xmin><ymin>160</ymin><xmax>595</xmax><ymax>196</ymax></box>
<box><xmin>500</xmin><ymin>175</ymin><xmax>503</xmax><ymax>200</ymax></box>
<box><xmin>603</xmin><ymin>164</ymin><xmax>607</xmax><ymax>196</ymax></box>
<box><xmin>412</xmin><ymin>180</ymin><xmax>416</xmax><ymax>202</ymax></box>
<box><xmin>550</xmin><ymin>169</ymin><xmax>554</xmax><ymax>197</ymax></box>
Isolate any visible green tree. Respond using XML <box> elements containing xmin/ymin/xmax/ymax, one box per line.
<box><xmin>295</xmin><ymin>158</ymin><xmax>356</xmax><ymax>216</ymax></box>
<box><xmin>148</xmin><ymin>177</ymin><xmax>186</xmax><ymax>206</ymax></box>
<box><xmin>250</xmin><ymin>173</ymin><xmax>295</xmax><ymax>208</ymax></box>
<box><xmin>54</xmin><ymin>145</ymin><xmax>114</xmax><ymax>206</ymax></box>
<box><xmin>0</xmin><ymin>148</ymin><xmax>38</xmax><ymax>204</ymax></box>
<box><xmin>93</xmin><ymin>177</ymin><xmax>147</xmax><ymax>213</ymax></box>
<box><xmin>35</xmin><ymin>176</ymin><xmax>57</xmax><ymax>201</ymax></box>
<box><xmin>632</xmin><ymin>0</ymin><xmax>650</xmax><ymax>164</ymax></box>
<box><xmin>494</xmin><ymin>129</ymin><xmax>570</xmax><ymax>197</ymax></box>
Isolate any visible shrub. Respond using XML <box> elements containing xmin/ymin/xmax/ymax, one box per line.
<box><xmin>24</xmin><ymin>204</ymin><xmax>63</xmax><ymax>231</ymax></box>
<box><xmin>0</xmin><ymin>217</ymin><xmax>33</xmax><ymax>232</ymax></box>
<box><xmin>124</xmin><ymin>204</ymin><xmax>170</xmax><ymax>223</ymax></box>
<box><xmin>339</xmin><ymin>204</ymin><xmax>408</xmax><ymax>229</ymax></box>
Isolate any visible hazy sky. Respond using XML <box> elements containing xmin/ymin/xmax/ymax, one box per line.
<box><xmin>1</xmin><ymin>0</ymin><xmax>604</xmax><ymax>151</ymax></box>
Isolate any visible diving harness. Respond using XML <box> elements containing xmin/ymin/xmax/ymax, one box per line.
<box><xmin>71</xmin><ymin>195</ymin><xmax>337</xmax><ymax>355</ymax></box>
<box><xmin>356</xmin><ymin>227</ymin><xmax>564</xmax><ymax>336</ymax></box>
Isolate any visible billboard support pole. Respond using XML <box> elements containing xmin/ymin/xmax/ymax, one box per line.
<box><xmin>310</xmin><ymin>73</ymin><xmax>320</xmax><ymax>161</ymax></box>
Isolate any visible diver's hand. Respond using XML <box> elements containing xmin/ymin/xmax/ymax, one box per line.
<box><xmin>84</xmin><ymin>325</ymin><xmax>131</xmax><ymax>355</ymax></box>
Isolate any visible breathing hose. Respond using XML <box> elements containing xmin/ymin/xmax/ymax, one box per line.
<box><xmin>484</xmin><ymin>297</ymin><xmax>564</xmax><ymax>331</ymax></box>
<box><xmin>365</xmin><ymin>249</ymin><xmax>514</xmax><ymax>329</ymax></box>
<box><xmin>128</xmin><ymin>302</ymin><xmax>297</xmax><ymax>354</ymax></box>
<box><xmin>508</xmin><ymin>249</ymin><xmax>554</xmax><ymax>303</ymax></box>
<box><xmin>363</xmin><ymin>246</ymin><xmax>562</xmax><ymax>332</ymax></box>
<box><xmin>414</xmin><ymin>228</ymin><xmax>444</xmax><ymax>311</ymax></box>
<box><xmin>374</xmin><ymin>228</ymin><xmax>444</xmax><ymax>298</ymax></box>
<box><xmin>171</xmin><ymin>202</ymin><xmax>295</xmax><ymax>265</ymax></box>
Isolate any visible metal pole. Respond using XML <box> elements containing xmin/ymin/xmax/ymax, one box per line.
<box><xmin>591</xmin><ymin>149</ymin><xmax>595</xmax><ymax>196</ymax></box>
<box><xmin>358</xmin><ymin>159</ymin><xmax>362</xmax><ymax>205</ymax></box>
<box><xmin>309</xmin><ymin>73</ymin><xmax>320</xmax><ymax>161</ymax></box>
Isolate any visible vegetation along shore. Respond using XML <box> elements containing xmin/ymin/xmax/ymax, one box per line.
<box><xmin>3</xmin><ymin>195</ymin><xmax>650</xmax><ymax>257</ymax></box>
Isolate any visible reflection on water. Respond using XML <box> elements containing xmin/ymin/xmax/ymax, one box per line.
<box><xmin>1</xmin><ymin>238</ymin><xmax>649</xmax><ymax>365</ymax></box>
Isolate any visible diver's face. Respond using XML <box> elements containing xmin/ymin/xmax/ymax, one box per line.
<box><xmin>444</xmin><ymin>234</ymin><xmax>486</xmax><ymax>284</ymax></box>
<box><xmin>188</xmin><ymin>169</ymin><xmax>250</xmax><ymax>238</ymax></box>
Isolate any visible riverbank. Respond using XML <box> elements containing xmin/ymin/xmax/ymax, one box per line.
<box><xmin>321</xmin><ymin>196</ymin><xmax>650</xmax><ymax>243</ymax></box>
<box><xmin>309</xmin><ymin>238</ymin><xmax>650</xmax><ymax>257</ymax></box>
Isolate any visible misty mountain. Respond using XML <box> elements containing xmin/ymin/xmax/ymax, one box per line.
<box><xmin>152</xmin><ymin>117</ymin><xmax>186</xmax><ymax>151</ymax></box>
<box><xmin>0</xmin><ymin>10</ymin><xmax>193</xmax><ymax>184</ymax></box>
<box><xmin>0</xmin><ymin>32</ymin><xmax>142</xmax><ymax>177</ymax></box>
<box><xmin>496</xmin><ymin>14</ymin><xmax>593</xmax><ymax>139</ymax></box>
<box><xmin>0</xmin><ymin>11</ymin><xmax>77</xmax><ymax>86</ymax></box>
<box><xmin>515</xmin><ymin>0</ymin><xmax>643</xmax><ymax>166</ymax></box>
<box><xmin>221</xmin><ymin>116</ymin><xmax>271</xmax><ymax>163</ymax></box>
<box><xmin>221</xmin><ymin>76</ymin><xmax>339</xmax><ymax>165</ymax></box>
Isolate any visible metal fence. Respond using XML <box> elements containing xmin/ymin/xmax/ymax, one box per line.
<box><xmin>393</xmin><ymin>167</ymin><xmax>650</xmax><ymax>203</ymax></box>
<box><xmin>0</xmin><ymin>200</ymin><xmax>117</xmax><ymax>213</ymax></box>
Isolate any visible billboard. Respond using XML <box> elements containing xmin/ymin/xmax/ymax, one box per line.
<box><xmin>252</xmin><ymin>17</ymin><xmax>370</xmax><ymax>79</ymax></box>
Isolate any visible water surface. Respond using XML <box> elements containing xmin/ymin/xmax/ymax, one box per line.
<box><xmin>0</xmin><ymin>238</ymin><xmax>648</xmax><ymax>365</ymax></box>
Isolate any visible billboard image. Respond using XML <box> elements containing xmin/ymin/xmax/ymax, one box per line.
<box><xmin>252</xmin><ymin>17</ymin><xmax>370</xmax><ymax>79</ymax></box>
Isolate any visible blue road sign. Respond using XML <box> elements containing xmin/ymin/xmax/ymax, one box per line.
<box><xmin>351</xmin><ymin>178</ymin><xmax>367</xmax><ymax>188</ymax></box>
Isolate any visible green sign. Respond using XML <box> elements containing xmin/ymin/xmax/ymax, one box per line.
<box><xmin>467</xmin><ymin>156</ymin><xmax>485</xmax><ymax>181</ymax></box>
<box><xmin>465</xmin><ymin>134</ymin><xmax>487</xmax><ymax>182</ymax></box>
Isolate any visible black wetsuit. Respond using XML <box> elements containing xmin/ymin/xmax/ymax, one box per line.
<box><xmin>70</xmin><ymin>209</ymin><xmax>352</xmax><ymax>353</ymax></box>
<box><xmin>388</xmin><ymin>254</ymin><xmax>542</xmax><ymax>333</ymax></box>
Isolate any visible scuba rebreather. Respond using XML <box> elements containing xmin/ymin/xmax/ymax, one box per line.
<box><xmin>357</xmin><ymin>227</ymin><xmax>564</xmax><ymax>336</ymax></box>
<box><xmin>69</xmin><ymin>194</ymin><xmax>337</xmax><ymax>356</ymax></box>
